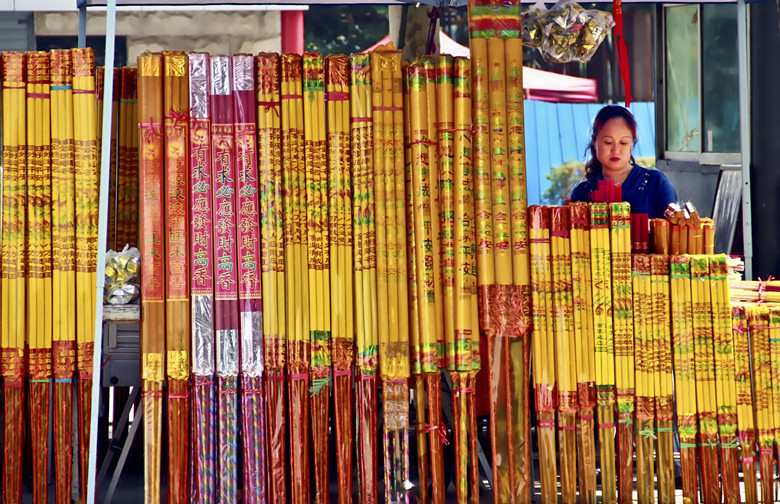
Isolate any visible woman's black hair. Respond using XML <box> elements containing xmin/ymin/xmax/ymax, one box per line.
<box><xmin>584</xmin><ymin>105</ymin><xmax>638</xmax><ymax>179</ymax></box>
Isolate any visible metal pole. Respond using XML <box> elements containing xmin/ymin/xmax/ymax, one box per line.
<box><xmin>87</xmin><ymin>0</ymin><xmax>116</xmax><ymax>502</ymax></box>
<box><xmin>737</xmin><ymin>0</ymin><xmax>753</xmax><ymax>279</ymax></box>
<box><xmin>78</xmin><ymin>0</ymin><xmax>87</xmax><ymax>48</ymax></box>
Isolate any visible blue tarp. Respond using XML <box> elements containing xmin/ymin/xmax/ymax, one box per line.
<box><xmin>524</xmin><ymin>100</ymin><xmax>656</xmax><ymax>205</ymax></box>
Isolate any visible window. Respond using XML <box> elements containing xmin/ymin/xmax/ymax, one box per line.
<box><xmin>663</xmin><ymin>4</ymin><xmax>740</xmax><ymax>162</ymax></box>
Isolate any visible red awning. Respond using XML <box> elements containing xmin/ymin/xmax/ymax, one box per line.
<box><xmin>363</xmin><ymin>32</ymin><xmax>598</xmax><ymax>103</ymax></box>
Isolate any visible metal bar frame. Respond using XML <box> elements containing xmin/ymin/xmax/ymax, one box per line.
<box><xmin>86</xmin><ymin>0</ymin><xmax>116</xmax><ymax>502</ymax></box>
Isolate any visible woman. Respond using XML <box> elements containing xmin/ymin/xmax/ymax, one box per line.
<box><xmin>569</xmin><ymin>105</ymin><xmax>677</xmax><ymax>219</ymax></box>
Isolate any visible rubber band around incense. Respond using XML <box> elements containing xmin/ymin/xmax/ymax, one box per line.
<box><xmin>138</xmin><ymin>50</ymin><xmax>166</xmax><ymax>504</ymax></box>
<box><xmin>51</xmin><ymin>48</ymin><xmax>78</xmax><ymax>504</ymax></box>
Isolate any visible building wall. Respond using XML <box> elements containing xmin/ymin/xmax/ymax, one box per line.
<box><xmin>0</xmin><ymin>12</ymin><xmax>33</xmax><ymax>52</ymax></box>
<box><xmin>35</xmin><ymin>9</ymin><xmax>282</xmax><ymax>64</ymax></box>
<box><xmin>749</xmin><ymin>0</ymin><xmax>780</xmax><ymax>278</ymax></box>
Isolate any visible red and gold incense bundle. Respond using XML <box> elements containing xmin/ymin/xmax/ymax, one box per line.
<box><xmin>303</xmin><ymin>51</ymin><xmax>331</xmax><ymax>503</ymax></box>
<box><xmin>117</xmin><ymin>67</ymin><xmax>139</xmax><ymax>249</ymax></box>
<box><xmin>1</xmin><ymin>51</ymin><xmax>27</xmax><ymax>504</ymax></box>
<box><xmin>732</xmin><ymin>305</ymin><xmax>759</xmax><ymax>503</ymax></box>
<box><xmin>162</xmin><ymin>51</ymin><xmax>191</xmax><ymax>503</ymax></box>
<box><xmin>528</xmin><ymin>206</ymin><xmax>557</xmax><ymax>504</ymax></box>
<box><xmin>25</xmin><ymin>51</ymin><xmax>54</xmax><ymax>503</ymax></box>
<box><xmin>651</xmin><ymin>254</ymin><xmax>675</xmax><ymax>504</ymax></box>
<box><xmin>350</xmin><ymin>51</ymin><xmax>380</xmax><ymax>504</ymax></box>
<box><xmin>609</xmin><ymin>202</ymin><xmax>634</xmax><ymax>503</ymax></box>
<box><xmin>51</xmin><ymin>48</ymin><xmax>78</xmax><ymax>504</ymax></box>
<box><xmin>232</xmin><ymin>53</ymin><xmax>267</xmax><ymax>504</ymax></box>
<box><xmin>451</xmin><ymin>55</ymin><xmax>481</xmax><ymax>504</ymax></box>
<box><xmin>325</xmin><ymin>53</ymin><xmax>355</xmax><ymax>504</ymax></box>
<box><xmin>281</xmin><ymin>53</ymin><xmax>312</xmax><ymax>504</ymax></box>
<box><xmin>690</xmin><ymin>255</ymin><xmax>720</xmax><ymax>504</ymax></box>
<box><xmin>406</xmin><ymin>55</ymin><xmax>447</xmax><ymax>504</ymax></box>
<box><xmin>568</xmin><ymin>202</ymin><xmax>596</xmax><ymax>504</ymax></box>
<box><xmin>256</xmin><ymin>51</ymin><xmax>288</xmax><ymax>504</ymax></box>
<box><xmin>438</xmin><ymin>54</ymin><xmax>480</xmax><ymax>504</ymax></box>
<box><xmin>748</xmin><ymin>305</ymin><xmax>775</xmax><ymax>504</ymax></box>
<box><xmin>468</xmin><ymin>2</ymin><xmax>532</xmax><ymax>500</ymax></box>
<box><xmin>589</xmin><ymin>202</ymin><xmax>617</xmax><ymax>503</ymax></box>
<box><xmin>373</xmin><ymin>47</ymin><xmax>411</xmax><ymax>504</ymax></box>
<box><xmin>210</xmin><ymin>54</ymin><xmax>241</xmax><ymax>502</ymax></box>
<box><xmin>631</xmin><ymin>254</ymin><xmax>654</xmax><ymax>504</ymax></box>
<box><xmin>137</xmin><ymin>50</ymin><xmax>166</xmax><ymax>503</ymax></box>
<box><xmin>670</xmin><ymin>255</ymin><xmax>699</xmax><ymax>503</ymax></box>
<box><xmin>188</xmin><ymin>51</ymin><xmax>217</xmax><ymax>504</ymax></box>
<box><xmin>710</xmin><ymin>255</ymin><xmax>739</xmax><ymax>504</ymax></box>
<box><xmin>73</xmin><ymin>47</ymin><xmax>100</xmax><ymax>500</ymax></box>
<box><xmin>550</xmin><ymin>207</ymin><xmax>577</xmax><ymax>504</ymax></box>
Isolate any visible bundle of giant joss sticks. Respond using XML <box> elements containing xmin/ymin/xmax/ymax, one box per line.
<box><xmin>137</xmin><ymin>48</ymin><xmax>483</xmax><ymax>504</ymax></box>
<box><xmin>0</xmin><ymin>48</ymin><xmax>139</xmax><ymax>504</ymax></box>
<box><xmin>132</xmin><ymin>47</ymin><xmax>779</xmax><ymax>504</ymax></box>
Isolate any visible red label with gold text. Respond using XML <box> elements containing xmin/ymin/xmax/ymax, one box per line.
<box><xmin>212</xmin><ymin>123</ymin><xmax>239</xmax><ymax>301</ymax></box>
<box><xmin>235</xmin><ymin>122</ymin><xmax>262</xmax><ymax>300</ymax></box>
<box><xmin>190</xmin><ymin>117</ymin><xmax>214</xmax><ymax>296</ymax></box>
<box><xmin>140</xmin><ymin>122</ymin><xmax>165</xmax><ymax>301</ymax></box>
<box><xmin>165</xmin><ymin>120</ymin><xmax>189</xmax><ymax>299</ymax></box>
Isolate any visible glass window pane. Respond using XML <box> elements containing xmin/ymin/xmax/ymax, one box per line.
<box><xmin>665</xmin><ymin>5</ymin><xmax>700</xmax><ymax>152</ymax></box>
<box><xmin>702</xmin><ymin>4</ymin><xmax>740</xmax><ymax>153</ymax></box>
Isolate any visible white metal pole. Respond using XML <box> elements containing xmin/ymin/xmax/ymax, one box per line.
<box><xmin>737</xmin><ymin>0</ymin><xmax>753</xmax><ymax>279</ymax></box>
<box><xmin>87</xmin><ymin>0</ymin><xmax>116</xmax><ymax>502</ymax></box>
<box><xmin>78</xmin><ymin>0</ymin><xmax>87</xmax><ymax>48</ymax></box>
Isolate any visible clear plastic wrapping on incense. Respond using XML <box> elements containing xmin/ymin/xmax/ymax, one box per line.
<box><xmin>189</xmin><ymin>51</ymin><xmax>215</xmax><ymax>378</ymax></box>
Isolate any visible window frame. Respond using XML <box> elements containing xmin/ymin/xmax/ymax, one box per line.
<box><xmin>659</xmin><ymin>3</ymin><xmax>741</xmax><ymax>165</ymax></box>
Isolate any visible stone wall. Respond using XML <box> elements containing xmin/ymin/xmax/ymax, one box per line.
<box><xmin>35</xmin><ymin>9</ymin><xmax>282</xmax><ymax>64</ymax></box>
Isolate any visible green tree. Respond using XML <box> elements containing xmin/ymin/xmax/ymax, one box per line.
<box><xmin>304</xmin><ymin>5</ymin><xmax>389</xmax><ymax>55</ymax></box>
<box><xmin>541</xmin><ymin>160</ymin><xmax>585</xmax><ymax>205</ymax></box>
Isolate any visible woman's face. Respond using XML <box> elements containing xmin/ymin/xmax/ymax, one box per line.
<box><xmin>595</xmin><ymin>117</ymin><xmax>634</xmax><ymax>178</ymax></box>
